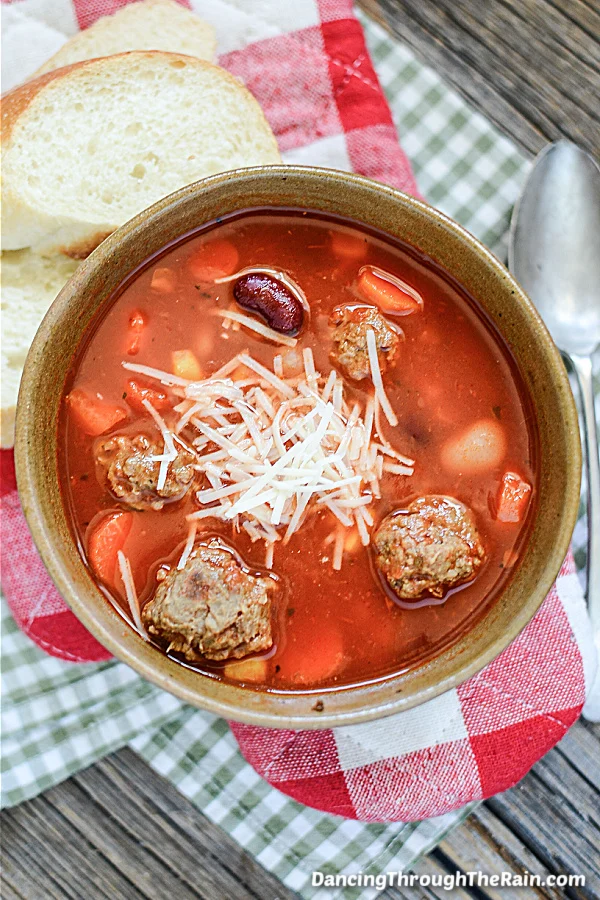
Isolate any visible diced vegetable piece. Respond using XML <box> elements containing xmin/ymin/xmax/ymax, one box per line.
<box><xmin>150</xmin><ymin>267</ymin><xmax>177</xmax><ymax>293</ymax></box>
<box><xmin>67</xmin><ymin>389</ymin><xmax>127</xmax><ymax>436</ymax></box>
<box><xmin>441</xmin><ymin>419</ymin><xmax>506</xmax><ymax>475</ymax></box>
<box><xmin>88</xmin><ymin>511</ymin><xmax>133</xmax><ymax>586</ymax></box>
<box><xmin>189</xmin><ymin>238</ymin><xmax>239</xmax><ymax>281</ymax></box>
<box><xmin>223</xmin><ymin>657</ymin><xmax>268</xmax><ymax>683</ymax></box>
<box><xmin>124</xmin><ymin>379</ymin><xmax>171</xmax><ymax>414</ymax></box>
<box><xmin>330</xmin><ymin>230</ymin><xmax>367</xmax><ymax>260</ymax></box>
<box><xmin>172</xmin><ymin>349</ymin><xmax>202</xmax><ymax>380</ymax></box>
<box><xmin>496</xmin><ymin>472</ymin><xmax>532</xmax><ymax>523</ymax></box>
<box><xmin>502</xmin><ymin>549</ymin><xmax>519</xmax><ymax>568</ymax></box>
<box><xmin>357</xmin><ymin>266</ymin><xmax>422</xmax><ymax>314</ymax></box>
<box><xmin>126</xmin><ymin>309</ymin><xmax>147</xmax><ymax>355</ymax></box>
<box><xmin>277</xmin><ymin>624</ymin><xmax>343</xmax><ymax>686</ymax></box>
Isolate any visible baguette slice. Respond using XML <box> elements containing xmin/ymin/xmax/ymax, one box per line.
<box><xmin>1</xmin><ymin>250</ymin><xmax>79</xmax><ymax>447</ymax></box>
<box><xmin>2</xmin><ymin>52</ymin><xmax>281</xmax><ymax>257</ymax></box>
<box><xmin>34</xmin><ymin>0</ymin><xmax>216</xmax><ymax>75</ymax></box>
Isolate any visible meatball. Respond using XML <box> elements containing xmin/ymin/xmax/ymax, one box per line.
<box><xmin>330</xmin><ymin>304</ymin><xmax>399</xmax><ymax>381</ymax></box>
<box><xmin>142</xmin><ymin>544</ymin><xmax>273</xmax><ymax>662</ymax></box>
<box><xmin>373</xmin><ymin>496</ymin><xmax>485</xmax><ymax>600</ymax></box>
<box><xmin>97</xmin><ymin>434</ymin><xmax>196</xmax><ymax>511</ymax></box>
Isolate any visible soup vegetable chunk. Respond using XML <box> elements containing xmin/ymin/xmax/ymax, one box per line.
<box><xmin>59</xmin><ymin>210</ymin><xmax>537</xmax><ymax>690</ymax></box>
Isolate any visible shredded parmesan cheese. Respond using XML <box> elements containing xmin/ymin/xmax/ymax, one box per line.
<box><xmin>365</xmin><ymin>329</ymin><xmax>398</xmax><ymax>427</ymax></box>
<box><xmin>123</xmin><ymin>345</ymin><xmax>414</xmax><ymax>570</ymax></box>
<box><xmin>117</xmin><ymin>550</ymin><xmax>147</xmax><ymax>639</ymax></box>
<box><xmin>215</xmin><ymin>309</ymin><xmax>298</xmax><ymax>347</ymax></box>
<box><xmin>332</xmin><ymin>527</ymin><xmax>345</xmax><ymax>571</ymax></box>
<box><xmin>123</xmin><ymin>361</ymin><xmax>190</xmax><ymax>387</ymax></box>
<box><xmin>178</xmin><ymin>521</ymin><xmax>198</xmax><ymax>569</ymax></box>
<box><xmin>141</xmin><ymin>398</ymin><xmax>178</xmax><ymax>491</ymax></box>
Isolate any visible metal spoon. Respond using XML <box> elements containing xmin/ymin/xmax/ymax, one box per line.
<box><xmin>509</xmin><ymin>140</ymin><xmax>600</xmax><ymax>720</ymax></box>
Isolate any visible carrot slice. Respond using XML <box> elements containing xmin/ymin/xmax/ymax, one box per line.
<box><xmin>67</xmin><ymin>389</ymin><xmax>127</xmax><ymax>436</ymax></box>
<box><xmin>189</xmin><ymin>238</ymin><xmax>239</xmax><ymax>282</ymax></box>
<box><xmin>495</xmin><ymin>471</ymin><xmax>532</xmax><ymax>523</ymax></box>
<box><xmin>88</xmin><ymin>511</ymin><xmax>134</xmax><ymax>586</ymax></box>
<box><xmin>357</xmin><ymin>266</ymin><xmax>422</xmax><ymax>314</ymax></box>
<box><xmin>124</xmin><ymin>379</ymin><xmax>171</xmax><ymax>414</ymax></box>
<box><xmin>172</xmin><ymin>349</ymin><xmax>202</xmax><ymax>380</ymax></box>
<box><xmin>278</xmin><ymin>624</ymin><xmax>344</xmax><ymax>686</ymax></box>
<box><xmin>126</xmin><ymin>309</ymin><xmax>147</xmax><ymax>356</ymax></box>
<box><xmin>330</xmin><ymin>230</ymin><xmax>367</xmax><ymax>260</ymax></box>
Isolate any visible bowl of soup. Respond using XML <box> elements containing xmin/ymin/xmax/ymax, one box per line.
<box><xmin>15</xmin><ymin>166</ymin><xmax>581</xmax><ymax>727</ymax></box>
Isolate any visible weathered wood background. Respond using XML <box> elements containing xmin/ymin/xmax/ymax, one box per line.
<box><xmin>2</xmin><ymin>1</ymin><xmax>599</xmax><ymax>897</ymax></box>
<box><xmin>360</xmin><ymin>0</ymin><xmax>600</xmax><ymax>158</ymax></box>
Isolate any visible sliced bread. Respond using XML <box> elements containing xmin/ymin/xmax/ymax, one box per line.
<box><xmin>1</xmin><ymin>250</ymin><xmax>80</xmax><ymax>447</ymax></box>
<box><xmin>34</xmin><ymin>0</ymin><xmax>217</xmax><ymax>75</ymax></box>
<box><xmin>2</xmin><ymin>52</ymin><xmax>281</xmax><ymax>257</ymax></box>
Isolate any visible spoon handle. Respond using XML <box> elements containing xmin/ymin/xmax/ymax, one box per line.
<box><xmin>571</xmin><ymin>354</ymin><xmax>600</xmax><ymax>720</ymax></box>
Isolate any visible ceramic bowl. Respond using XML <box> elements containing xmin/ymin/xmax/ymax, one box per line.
<box><xmin>15</xmin><ymin>166</ymin><xmax>581</xmax><ymax>727</ymax></box>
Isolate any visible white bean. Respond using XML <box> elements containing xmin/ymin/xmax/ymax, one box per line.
<box><xmin>441</xmin><ymin>418</ymin><xmax>506</xmax><ymax>474</ymax></box>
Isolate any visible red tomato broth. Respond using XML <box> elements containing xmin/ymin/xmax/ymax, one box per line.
<box><xmin>58</xmin><ymin>209</ymin><xmax>538</xmax><ymax>691</ymax></box>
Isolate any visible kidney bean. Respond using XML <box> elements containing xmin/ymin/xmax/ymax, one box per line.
<box><xmin>233</xmin><ymin>272</ymin><xmax>304</xmax><ymax>335</ymax></box>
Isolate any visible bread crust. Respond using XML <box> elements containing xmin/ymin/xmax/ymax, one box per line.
<box><xmin>2</xmin><ymin>52</ymin><xmax>281</xmax><ymax>258</ymax></box>
<box><xmin>34</xmin><ymin>0</ymin><xmax>217</xmax><ymax>76</ymax></box>
<box><xmin>3</xmin><ymin>51</ymin><xmax>269</xmax><ymax>143</ymax></box>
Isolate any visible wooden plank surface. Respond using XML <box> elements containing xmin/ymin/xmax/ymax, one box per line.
<box><xmin>358</xmin><ymin>0</ymin><xmax>600</xmax><ymax>158</ymax></box>
<box><xmin>2</xmin><ymin>748</ymin><xmax>297</xmax><ymax>900</ymax></box>
<box><xmin>3</xmin><ymin>1</ymin><xmax>600</xmax><ymax>898</ymax></box>
<box><xmin>3</xmin><ymin>722</ymin><xmax>599</xmax><ymax>900</ymax></box>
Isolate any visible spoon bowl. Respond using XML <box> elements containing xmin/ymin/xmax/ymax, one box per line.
<box><xmin>509</xmin><ymin>140</ymin><xmax>600</xmax><ymax>356</ymax></box>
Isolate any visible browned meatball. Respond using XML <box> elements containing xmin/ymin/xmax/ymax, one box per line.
<box><xmin>330</xmin><ymin>304</ymin><xmax>399</xmax><ymax>381</ymax></box>
<box><xmin>373</xmin><ymin>496</ymin><xmax>485</xmax><ymax>600</ymax></box>
<box><xmin>142</xmin><ymin>544</ymin><xmax>273</xmax><ymax>662</ymax></box>
<box><xmin>97</xmin><ymin>434</ymin><xmax>196</xmax><ymax>511</ymax></box>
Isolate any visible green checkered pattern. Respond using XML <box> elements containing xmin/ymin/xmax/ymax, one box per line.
<box><xmin>2</xmin><ymin>14</ymin><xmax>597</xmax><ymax>899</ymax></box>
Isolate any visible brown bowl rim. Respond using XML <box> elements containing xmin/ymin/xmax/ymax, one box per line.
<box><xmin>15</xmin><ymin>165</ymin><xmax>582</xmax><ymax>728</ymax></box>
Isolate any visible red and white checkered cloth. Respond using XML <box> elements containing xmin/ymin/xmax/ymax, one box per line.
<box><xmin>1</xmin><ymin>0</ymin><xmax>595</xmax><ymax>822</ymax></box>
